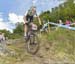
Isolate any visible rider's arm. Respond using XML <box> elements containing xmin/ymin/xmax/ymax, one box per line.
<box><xmin>37</xmin><ymin>16</ymin><xmax>42</xmax><ymax>25</ymax></box>
<box><xmin>23</xmin><ymin>15</ymin><xmax>26</xmax><ymax>22</ymax></box>
<box><xmin>23</xmin><ymin>11</ymin><xmax>28</xmax><ymax>22</ymax></box>
<box><xmin>34</xmin><ymin>11</ymin><xmax>42</xmax><ymax>25</ymax></box>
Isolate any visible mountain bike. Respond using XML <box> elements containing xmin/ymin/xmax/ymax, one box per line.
<box><xmin>25</xmin><ymin>23</ymin><xmax>40</xmax><ymax>54</ymax></box>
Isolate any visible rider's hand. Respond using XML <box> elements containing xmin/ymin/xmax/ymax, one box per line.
<box><xmin>38</xmin><ymin>25</ymin><xmax>42</xmax><ymax>30</ymax></box>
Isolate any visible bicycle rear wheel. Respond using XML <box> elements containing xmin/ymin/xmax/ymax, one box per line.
<box><xmin>26</xmin><ymin>33</ymin><xmax>39</xmax><ymax>54</ymax></box>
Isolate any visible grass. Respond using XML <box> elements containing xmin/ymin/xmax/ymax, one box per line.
<box><xmin>46</xmin><ymin>28</ymin><xmax>75</xmax><ymax>62</ymax></box>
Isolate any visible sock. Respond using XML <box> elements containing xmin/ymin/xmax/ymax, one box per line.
<box><xmin>24</xmin><ymin>33</ymin><xmax>27</xmax><ymax>37</ymax></box>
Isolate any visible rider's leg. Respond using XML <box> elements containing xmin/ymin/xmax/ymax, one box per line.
<box><xmin>24</xmin><ymin>16</ymin><xmax>29</xmax><ymax>37</ymax></box>
<box><xmin>24</xmin><ymin>23</ymin><xmax>28</xmax><ymax>37</ymax></box>
<box><xmin>24</xmin><ymin>15</ymin><xmax>33</xmax><ymax>37</ymax></box>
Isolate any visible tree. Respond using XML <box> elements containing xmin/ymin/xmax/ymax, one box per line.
<box><xmin>0</xmin><ymin>29</ymin><xmax>11</xmax><ymax>38</ymax></box>
<box><xmin>13</xmin><ymin>22</ymin><xmax>24</xmax><ymax>35</ymax></box>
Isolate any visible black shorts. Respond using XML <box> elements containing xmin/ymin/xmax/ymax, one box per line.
<box><xmin>26</xmin><ymin>14</ymin><xmax>33</xmax><ymax>23</ymax></box>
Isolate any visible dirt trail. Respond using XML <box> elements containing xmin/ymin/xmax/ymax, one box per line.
<box><xmin>0</xmin><ymin>37</ymin><xmax>75</xmax><ymax>64</ymax></box>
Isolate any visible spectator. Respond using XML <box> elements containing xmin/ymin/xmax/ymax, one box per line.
<box><xmin>59</xmin><ymin>19</ymin><xmax>63</xmax><ymax>25</ymax></box>
<box><xmin>0</xmin><ymin>32</ymin><xmax>3</xmax><ymax>42</ymax></box>
<box><xmin>65</xmin><ymin>20</ymin><xmax>71</xmax><ymax>26</ymax></box>
<box><xmin>2</xmin><ymin>33</ymin><xmax>5</xmax><ymax>41</ymax></box>
<box><xmin>0</xmin><ymin>32</ymin><xmax>5</xmax><ymax>42</ymax></box>
<box><xmin>56</xmin><ymin>19</ymin><xmax>63</xmax><ymax>30</ymax></box>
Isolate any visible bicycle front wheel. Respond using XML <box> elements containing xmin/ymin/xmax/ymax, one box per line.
<box><xmin>26</xmin><ymin>33</ymin><xmax>39</xmax><ymax>54</ymax></box>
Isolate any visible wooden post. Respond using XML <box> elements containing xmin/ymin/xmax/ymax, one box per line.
<box><xmin>48</xmin><ymin>21</ymin><xmax>50</xmax><ymax>33</ymax></box>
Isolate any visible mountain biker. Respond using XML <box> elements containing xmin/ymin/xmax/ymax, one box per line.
<box><xmin>23</xmin><ymin>6</ymin><xmax>41</xmax><ymax>38</ymax></box>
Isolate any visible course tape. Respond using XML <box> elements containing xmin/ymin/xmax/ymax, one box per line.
<box><xmin>42</xmin><ymin>22</ymin><xmax>75</xmax><ymax>30</ymax></box>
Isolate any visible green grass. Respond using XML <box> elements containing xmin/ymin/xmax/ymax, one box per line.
<box><xmin>46</xmin><ymin>28</ymin><xmax>75</xmax><ymax>62</ymax></box>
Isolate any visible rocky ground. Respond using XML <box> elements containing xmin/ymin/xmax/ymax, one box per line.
<box><xmin>0</xmin><ymin>35</ymin><xmax>75</xmax><ymax>64</ymax></box>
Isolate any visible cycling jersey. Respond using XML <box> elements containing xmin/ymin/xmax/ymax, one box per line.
<box><xmin>24</xmin><ymin>8</ymin><xmax>37</xmax><ymax>23</ymax></box>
